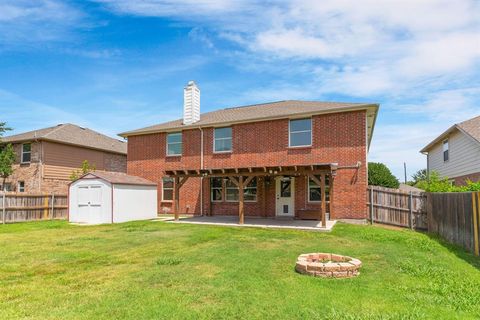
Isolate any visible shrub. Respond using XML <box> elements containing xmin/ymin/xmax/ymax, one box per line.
<box><xmin>415</xmin><ymin>171</ymin><xmax>480</xmax><ymax>192</ymax></box>
<box><xmin>368</xmin><ymin>162</ymin><xmax>400</xmax><ymax>188</ymax></box>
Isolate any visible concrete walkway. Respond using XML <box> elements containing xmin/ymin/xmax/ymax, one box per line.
<box><xmin>161</xmin><ymin>215</ymin><xmax>336</xmax><ymax>231</ymax></box>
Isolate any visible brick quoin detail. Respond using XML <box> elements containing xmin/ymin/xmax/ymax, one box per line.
<box><xmin>127</xmin><ymin>110</ymin><xmax>368</xmax><ymax>219</ymax></box>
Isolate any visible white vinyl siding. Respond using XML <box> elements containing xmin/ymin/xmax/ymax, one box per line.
<box><xmin>427</xmin><ymin>129</ymin><xmax>480</xmax><ymax>179</ymax></box>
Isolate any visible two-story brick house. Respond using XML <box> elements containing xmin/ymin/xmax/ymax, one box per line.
<box><xmin>120</xmin><ymin>82</ymin><xmax>378</xmax><ymax>223</ymax></box>
<box><xmin>1</xmin><ymin>124</ymin><xmax>127</xmax><ymax>194</ymax></box>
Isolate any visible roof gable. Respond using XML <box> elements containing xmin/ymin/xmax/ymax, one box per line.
<box><xmin>76</xmin><ymin>171</ymin><xmax>157</xmax><ymax>186</ymax></box>
<box><xmin>2</xmin><ymin>123</ymin><xmax>127</xmax><ymax>154</ymax></box>
<box><xmin>119</xmin><ymin>100</ymin><xmax>379</xmax><ymax>148</ymax></box>
<box><xmin>421</xmin><ymin>115</ymin><xmax>480</xmax><ymax>153</ymax></box>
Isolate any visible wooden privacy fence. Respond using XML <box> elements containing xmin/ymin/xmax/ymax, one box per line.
<box><xmin>1</xmin><ymin>193</ymin><xmax>68</xmax><ymax>223</ymax></box>
<box><xmin>427</xmin><ymin>192</ymin><xmax>480</xmax><ymax>255</ymax></box>
<box><xmin>367</xmin><ymin>186</ymin><xmax>427</xmax><ymax>230</ymax></box>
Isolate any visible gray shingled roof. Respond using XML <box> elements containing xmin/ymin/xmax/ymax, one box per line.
<box><xmin>119</xmin><ymin>100</ymin><xmax>379</xmax><ymax>138</ymax></box>
<box><xmin>2</xmin><ymin>123</ymin><xmax>127</xmax><ymax>154</ymax></box>
<box><xmin>78</xmin><ymin>171</ymin><xmax>156</xmax><ymax>186</ymax></box>
<box><xmin>457</xmin><ymin>115</ymin><xmax>480</xmax><ymax>143</ymax></box>
<box><xmin>420</xmin><ymin>115</ymin><xmax>480</xmax><ymax>153</ymax></box>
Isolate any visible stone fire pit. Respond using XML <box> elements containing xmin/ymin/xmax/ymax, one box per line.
<box><xmin>295</xmin><ymin>253</ymin><xmax>362</xmax><ymax>278</ymax></box>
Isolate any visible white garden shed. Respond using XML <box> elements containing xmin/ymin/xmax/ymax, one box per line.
<box><xmin>69</xmin><ymin>171</ymin><xmax>158</xmax><ymax>224</ymax></box>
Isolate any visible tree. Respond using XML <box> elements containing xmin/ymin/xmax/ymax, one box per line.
<box><xmin>368</xmin><ymin>162</ymin><xmax>400</xmax><ymax>188</ymax></box>
<box><xmin>0</xmin><ymin>122</ymin><xmax>11</xmax><ymax>138</ymax></box>
<box><xmin>0</xmin><ymin>122</ymin><xmax>14</xmax><ymax>191</ymax></box>
<box><xmin>0</xmin><ymin>144</ymin><xmax>15</xmax><ymax>191</ymax></box>
<box><xmin>70</xmin><ymin>160</ymin><xmax>96</xmax><ymax>181</ymax></box>
<box><xmin>411</xmin><ymin>169</ymin><xmax>427</xmax><ymax>185</ymax></box>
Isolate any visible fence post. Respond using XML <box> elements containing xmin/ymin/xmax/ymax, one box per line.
<box><xmin>370</xmin><ymin>188</ymin><xmax>374</xmax><ymax>224</ymax></box>
<box><xmin>409</xmin><ymin>191</ymin><xmax>413</xmax><ymax>229</ymax></box>
<box><xmin>50</xmin><ymin>194</ymin><xmax>55</xmax><ymax>220</ymax></box>
<box><xmin>2</xmin><ymin>192</ymin><xmax>5</xmax><ymax>224</ymax></box>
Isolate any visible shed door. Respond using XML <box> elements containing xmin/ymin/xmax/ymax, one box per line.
<box><xmin>77</xmin><ymin>185</ymin><xmax>103</xmax><ymax>223</ymax></box>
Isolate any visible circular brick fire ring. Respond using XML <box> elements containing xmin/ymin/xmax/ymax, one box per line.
<box><xmin>295</xmin><ymin>253</ymin><xmax>362</xmax><ymax>278</ymax></box>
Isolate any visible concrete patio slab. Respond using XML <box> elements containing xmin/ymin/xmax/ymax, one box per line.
<box><xmin>160</xmin><ymin>215</ymin><xmax>336</xmax><ymax>231</ymax></box>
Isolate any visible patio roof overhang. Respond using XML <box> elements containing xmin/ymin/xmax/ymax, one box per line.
<box><xmin>167</xmin><ymin>163</ymin><xmax>338</xmax><ymax>228</ymax></box>
<box><xmin>165</xmin><ymin>163</ymin><xmax>338</xmax><ymax>178</ymax></box>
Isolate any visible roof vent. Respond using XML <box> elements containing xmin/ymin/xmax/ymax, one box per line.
<box><xmin>183</xmin><ymin>81</ymin><xmax>200</xmax><ymax>125</ymax></box>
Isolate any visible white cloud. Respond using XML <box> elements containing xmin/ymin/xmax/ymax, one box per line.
<box><xmin>0</xmin><ymin>0</ymin><xmax>84</xmax><ymax>45</ymax></box>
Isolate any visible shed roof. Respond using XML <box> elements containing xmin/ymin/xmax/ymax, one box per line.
<box><xmin>420</xmin><ymin>115</ymin><xmax>480</xmax><ymax>153</ymax></box>
<box><xmin>119</xmin><ymin>100</ymin><xmax>379</xmax><ymax>147</ymax></box>
<box><xmin>77</xmin><ymin>172</ymin><xmax>157</xmax><ymax>186</ymax></box>
<box><xmin>2</xmin><ymin>123</ymin><xmax>127</xmax><ymax>154</ymax></box>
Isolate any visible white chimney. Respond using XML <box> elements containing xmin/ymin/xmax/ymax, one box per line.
<box><xmin>183</xmin><ymin>81</ymin><xmax>200</xmax><ymax>125</ymax></box>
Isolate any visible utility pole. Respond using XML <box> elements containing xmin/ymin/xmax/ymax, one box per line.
<box><xmin>404</xmin><ymin>162</ymin><xmax>407</xmax><ymax>184</ymax></box>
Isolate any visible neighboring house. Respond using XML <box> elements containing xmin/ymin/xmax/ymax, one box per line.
<box><xmin>421</xmin><ymin>115</ymin><xmax>480</xmax><ymax>185</ymax></box>
<box><xmin>1</xmin><ymin>124</ymin><xmax>127</xmax><ymax>194</ymax></box>
<box><xmin>120</xmin><ymin>81</ymin><xmax>379</xmax><ymax>222</ymax></box>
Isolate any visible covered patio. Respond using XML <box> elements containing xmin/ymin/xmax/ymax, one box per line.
<box><xmin>164</xmin><ymin>215</ymin><xmax>336</xmax><ymax>231</ymax></box>
<box><xmin>165</xmin><ymin>163</ymin><xmax>338</xmax><ymax>227</ymax></box>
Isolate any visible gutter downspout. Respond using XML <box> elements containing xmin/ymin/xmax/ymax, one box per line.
<box><xmin>199</xmin><ymin>127</ymin><xmax>204</xmax><ymax>216</ymax></box>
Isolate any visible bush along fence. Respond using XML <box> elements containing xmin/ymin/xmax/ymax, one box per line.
<box><xmin>1</xmin><ymin>193</ymin><xmax>68</xmax><ymax>223</ymax></box>
<box><xmin>367</xmin><ymin>186</ymin><xmax>427</xmax><ymax>230</ymax></box>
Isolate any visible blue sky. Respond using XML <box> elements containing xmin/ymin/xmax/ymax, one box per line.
<box><xmin>1</xmin><ymin>0</ymin><xmax>479</xmax><ymax>179</ymax></box>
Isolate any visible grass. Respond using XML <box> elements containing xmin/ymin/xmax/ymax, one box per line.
<box><xmin>1</xmin><ymin>221</ymin><xmax>480</xmax><ymax>319</ymax></box>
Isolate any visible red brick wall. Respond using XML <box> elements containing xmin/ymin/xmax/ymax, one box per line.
<box><xmin>127</xmin><ymin>110</ymin><xmax>368</xmax><ymax>219</ymax></box>
<box><xmin>454</xmin><ymin>172</ymin><xmax>480</xmax><ymax>186</ymax></box>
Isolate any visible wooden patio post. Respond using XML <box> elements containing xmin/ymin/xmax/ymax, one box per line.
<box><xmin>321</xmin><ymin>173</ymin><xmax>326</xmax><ymax>228</ymax></box>
<box><xmin>2</xmin><ymin>192</ymin><xmax>5</xmax><ymax>224</ymax></box>
<box><xmin>238</xmin><ymin>176</ymin><xmax>244</xmax><ymax>225</ymax></box>
<box><xmin>174</xmin><ymin>177</ymin><xmax>180</xmax><ymax>221</ymax></box>
<box><xmin>329</xmin><ymin>173</ymin><xmax>334</xmax><ymax>220</ymax></box>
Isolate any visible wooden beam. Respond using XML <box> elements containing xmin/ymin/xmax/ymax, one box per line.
<box><xmin>174</xmin><ymin>177</ymin><xmax>180</xmax><ymax>221</ymax></box>
<box><xmin>244</xmin><ymin>175</ymin><xmax>255</xmax><ymax>187</ymax></box>
<box><xmin>228</xmin><ymin>176</ymin><xmax>239</xmax><ymax>187</ymax></box>
<box><xmin>261</xmin><ymin>177</ymin><xmax>266</xmax><ymax>217</ymax></box>
<box><xmin>329</xmin><ymin>173</ymin><xmax>334</xmax><ymax>221</ymax></box>
<box><xmin>308</xmin><ymin>174</ymin><xmax>322</xmax><ymax>187</ymax></box>
<box><xmin>238</xmin><ymin>176</ymin><xmax>244</xmax><ymax>224</ymax></box>
<box><xmin>321</xmin><ymin>173</ymin><xmax>326</xmax><ymax>228</ymax></box>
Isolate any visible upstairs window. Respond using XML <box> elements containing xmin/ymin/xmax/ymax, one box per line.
<box><xmin>289</xmin><ymin>118</ymin><xmax>312</xmax><ymax>147</ymax></box>
<box><xmin>214</xmin><ymin>127</ymin><xmax>232</xmax><ymax>152</ymax></box>
<box><xmin>443</xmin><ymin>139</ymin><xmax>449</xmax><ymax>162</ymax></box>
<box><xmin>162</xmin><ymin>177</ymin><xmax>174</xmax><ymax>201</ymax></box>
<box><xmin>167</xmin><ymin>132</ymin><xmax>182</xmax><ymax>156</ymax></box>
<box><xmin>21</xmin><ymin>143</ymin><xmax>31</xmax><ymax>163</ymax></box>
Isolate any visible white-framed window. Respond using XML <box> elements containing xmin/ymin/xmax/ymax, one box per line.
<box><xmin>443</xmin><ymin>139</ymin><xmax>449</xmax><ymax>162</ymax></box>
<box><xmin>289</xmin><ymin>118</ymin><xmax>312</xmax><ymax>147</ymax></box>
<box><xmin>21</xmin><ymin>143</ymin><xmax>31</xmax><ymax>163</ymax></box>
<box><xmin>210</xmin><ymin>178</ymin><xmax>223</xmax><ymax>202</ymax></box>
<box><xmin>18</xmin><ymin>181</ymin><xmax>25</xmax><ymax>193</ymax></box>
<box><xmin>162</xmin><ymin>177</ymin><xmax>174</xmax><ymax>201</ymax></box>
<box><xmin>225</xmin><ymin>177</ymin><xmax>257</xmax><ymax>202</ymax></box>
<box><xmin>214</xmin><ymin>127</ymin><xmax>232</xmax><ymax>153</ymax></box>
<box><xmin>308</xmin><ymin>176</ymin><xmax>330</xmax><ymax>202</ymax></box>
<box><xmin>225</xmin><ymin>178</ymin><xmax>238</xmax><ymax>201</ymax></box>
<box><xmin>167</xmin><ymin>132</ymin><xmax>182</xmax><ymax>156</ymax></box>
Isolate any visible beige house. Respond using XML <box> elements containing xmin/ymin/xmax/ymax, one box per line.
<box><xmin>421</xmin><ymin>115</ymin><xmax>480</xmax><ymax>185</ymax></box>
<box><xmin>1</xmin><ymin>124</ymin><xmax>127</xmax><ymax>194</ymax></box>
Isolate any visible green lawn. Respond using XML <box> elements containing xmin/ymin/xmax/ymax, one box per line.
<box><xmin>1</xmin><ymin>221</ymin><xmax>480</xmax><ymax>319</ymax></box>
